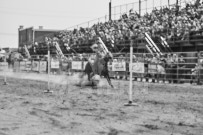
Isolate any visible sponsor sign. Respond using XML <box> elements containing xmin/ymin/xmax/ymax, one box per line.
<box><xmin>51</xmin><ymin>60</ymin><xmax>60</xmax><ymax>69</ymax></box>
<box><xmin>14</xmin><ymin>61</ymin><xmax>20</xmax><ymax>72</ymax></box>
<box><xmin>112</xmin><ymin>62</ymin><xmax>126</xmax><ymax>71</ymax></box>
<box><xmin>20</xmin><ymin>61</ymin><xmax>26</xmax><ymax>71</ymax></box>
<box><xmin>39</xmin><ymin>61</ymin><xmax>47</xmax><ymax>72</ymax></box>
<box><xmin>148</xmin><ymin>64</ymin><xmax>157</xmax><ymax>73</ymax></box>
<box><xmin>25</xmin><ymin>61</ymin><xmax>32</xmax><ymax>71</ymax></box>
<box><xmin>130</xmin><ymin>62</ymin><xmax>144</xmax><ymax>73</ymax></box>
<box><xmin>71</xmin><ymin>61</ymin><xmax>82</xmax><ymax>70</ymax></box>
<box><xmin>32</xmin><ymin>61</ymin><xmax>39</xmax><ymax>71</ymax></box>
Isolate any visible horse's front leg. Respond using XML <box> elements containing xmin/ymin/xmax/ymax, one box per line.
<box><xmin>105</xmin><ymin>75</ymin><xmax>114</xmax><ymax>88</ymax></box>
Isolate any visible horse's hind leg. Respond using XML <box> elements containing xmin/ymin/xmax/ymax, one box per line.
<box><xmin>87</xmin><ymin>73</ymin><xmax>91</xmax><ymax>81</ymax></box>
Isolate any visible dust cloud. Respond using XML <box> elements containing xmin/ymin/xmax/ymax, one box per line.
<box><xmin>0</xmin><ymin>67</ymin><xmax>107</xmax><ymax>87</ymax></box>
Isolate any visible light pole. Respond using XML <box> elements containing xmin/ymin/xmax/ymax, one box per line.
<box><xmin>109</xmin><ymin>0</ymin><xmax>112</xmax><ymax>21</ymax></box>
<box><xmin>139</xmin><ymin>0</ymin><xmax>141</xmax><ymax>16</ymax></box>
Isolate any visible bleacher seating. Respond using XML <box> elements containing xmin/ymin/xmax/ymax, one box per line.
<box><xmin>30</xmin><ymin>1</ymin><xmax>203</xmax><ymax>55</ymax></box>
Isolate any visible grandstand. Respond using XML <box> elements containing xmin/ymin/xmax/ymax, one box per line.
<box><xmin>19</xmin><ymin>0</ymin><xmax>203</xmax><ymax>55</ymax></box>
<box><xmin>1</xmin><ymin>1</ymin><xmax>202</xmax><ymax>134</ymax></box>
<box><xmin>17</xmin><ymin>0</ymin><xmax>203</xmax><ymax>84</ymax></box>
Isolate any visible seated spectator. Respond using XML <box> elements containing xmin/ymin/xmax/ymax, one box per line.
<box><xmin>46</xmin><ymin>0</ymin><xmax>203</xmax><ymax>55</ymax></box>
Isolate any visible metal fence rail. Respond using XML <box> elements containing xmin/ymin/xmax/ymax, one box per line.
<box><xmin>1</xmin><ymin>51</ymin><xmax>202</xmax><ymax>85</ymax></box>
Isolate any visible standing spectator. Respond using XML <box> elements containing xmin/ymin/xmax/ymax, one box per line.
<box><xmin>178</xmin><ymin>55</ymin><xmax>186</xmax><ymax>82</ymax></box>
<box><xmin>171</xmin><ymin>54</ymin><xmax>178</xmax><ymax>83</ymax></box>
<box><xmin>166</xmin><ymin>54</ymin><xmax>174</xmax><ymax>83</ymax></box>
<box><xmin>190</xmin><ymin>63</ymin><xmax>200</xmax><ymax>84</ymax></box>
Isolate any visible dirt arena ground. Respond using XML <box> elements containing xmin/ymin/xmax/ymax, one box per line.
<box><xmin>0</xmin><ymin>72</ymin><xmax>203</xmax><ymax>135</ymax></box>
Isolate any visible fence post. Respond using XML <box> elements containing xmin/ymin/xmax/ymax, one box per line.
<box><xmin>177</xmin><ymin>58</ymin><xmax>180</xmax><ymax>83</ymax></box>
<box><xmin>3</xmin><ymin>72</ymin><xmax>7</xmax><ymax>85</ymax></box>
<box><xmin>3</xmin><ymin>61</ymin><xmax>8</xmax><ymax>85</ymax></box>
<box><xmin>197</xmin><ymin>51</ymin><xmax>201</xmax><ymax>85</ymax></box>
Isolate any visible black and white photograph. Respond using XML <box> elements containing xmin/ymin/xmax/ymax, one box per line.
<box><xmin>0</xmin><ymin>0</ymin><xmax>203</xmax><ymax>134</ymax></box>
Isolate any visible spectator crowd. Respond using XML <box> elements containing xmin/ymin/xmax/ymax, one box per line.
<box><xmin>28</xmin><ymin>0</ymin><xmax>203</xmax><ymax>84</ymax></box>
<box><xmin>53</xmin><ymin>1</ymin><xmax>203</xmax><ymax>49</ymax></box>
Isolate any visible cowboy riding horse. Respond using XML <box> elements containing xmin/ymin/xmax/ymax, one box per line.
<box><xmin>79</xmin><ymin>37</ymin><xmax>114</xmax><ymax>88</ymax></box>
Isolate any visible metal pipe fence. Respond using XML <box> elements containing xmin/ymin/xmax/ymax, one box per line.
<box><xmin>1</xmin><ymin>51</ymin><xmax>202</xmax><ymax>85</ymax></box>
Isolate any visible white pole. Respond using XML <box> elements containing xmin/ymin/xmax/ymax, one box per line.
<box><xmin>129</xmin><ymin>44</ymin><xmax>133</xmax><ymax>102</ymax></box>
<box><xmin>48</xmin><ymin>49</ymin><xmax>50</xmax><ymax>90</ymax></box>
<box><xmin>4</xmin><ymin>70</ymin><xmax>7</xmax><ymax>85</ymax></box>
<box><xmin>3</xmin><ymin>60</ymin><xmax>8</xmax><ymax>85</ymax></box>
<box><xmin>44</xmin><ymin>39</ymin><xmax>53</xmax><ymax>93</ymax></box>
<box><xmin>124</xmin><ymin>40</ymin><xmax>138</xmax><ymax>106</ymax></box>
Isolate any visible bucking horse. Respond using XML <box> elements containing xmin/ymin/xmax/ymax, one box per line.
<box><xmin>78</xmin><ymin>38</ymin><xmax>114</xmax><ymax>88</ymax></box>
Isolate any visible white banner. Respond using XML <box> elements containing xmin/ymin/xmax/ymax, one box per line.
<box><xmin>51</xmin><ymin>61</ymin><xmax>60</xmax><ymax>69</ymax></box>
<box><xmin>148</xmin><ymin>64</ymin><xmax>157</xmax><ymax>73</ymax></box>
<box><xmin>39</xmin><ymin>61</ymin><xmax>47</xmax><ymax>72</ymax></box>
<box><xmin>112</xmin><ymin>62</ymin><xmax>126</xmax><ymax>71</ymax></box>
<box><xmin>130</xmin><ymin>62</ymin><xmax>144</xmax><ymax>73</ymax></box>
<box><xmin>25</xmin><ymin>61</ymin><xmax>32</xmax><ymax>71</ymax></box>
<box><xmin>72</xmin><ymin>61</ymin><xmax>82</xmax><ymax>70</ymax></box>
<box><xmin>20</xmin><ymin>61</ymin><xmax>26</xmax><ymax>71</ymax></box>
<box><xmin>32</xmin><ymin>61</ymin><xmax>39</xmax><ymax>71</ymax></box>
<box><xmin>14</xmin><ymin>61</ymin><xmax>20</xmax><ymax>72</ymax></box>
<box><xmin>0</xmin><ymin>62</ymin><xmax>8</xmax><ymax>66</ymax></box>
